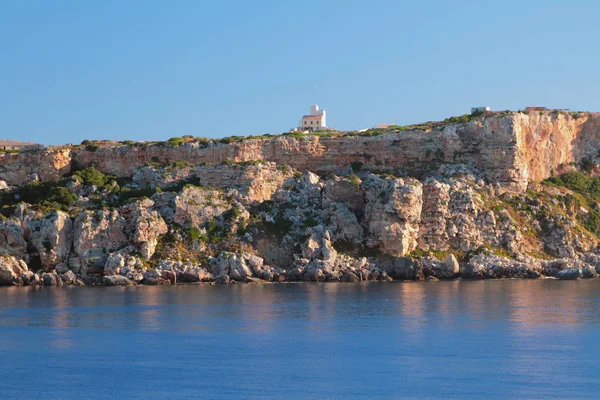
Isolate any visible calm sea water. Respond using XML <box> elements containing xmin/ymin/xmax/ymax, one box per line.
<box><xmin>1</xmin><ymin>280</ymin><xmax>599</xmax><ymax>399</ymax></box>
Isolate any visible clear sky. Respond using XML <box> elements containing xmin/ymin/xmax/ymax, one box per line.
<box><xmin>1</xmin><ymin>0</ymin><xmax>599</xmax><ymax>145</ymax></box>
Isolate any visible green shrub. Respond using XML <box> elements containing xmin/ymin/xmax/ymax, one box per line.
<box><xmin>553</xmin><ymin>171</ymin><xmax>591</xmax><ymax>193</ymax></box>
<box><xmin>113</xmin><ymin>187</ymin><xmax>159</xmax><ymax>206</ymax></box>
<box><xmin>14</xmin><ymin>182</ymin><xmax>78</xmax><ymax>210</ymax></box>
<box><xmin>73</xmin><ymin>167</ymin><xmax>108</xmax><ymax>187</ymax></box>
<box><xmin>348</xmin><ymin>174</ymin><xmax>361</xmax><ymax>189</ymax></box>
<box><xmin>407</xmin><ymin>248</ymin><xmax>426</xmax><ymax>259</ymax></box>
<box><xmin>332</xmin><ymin>239</ymin><xmax>361</xmax><ymax>255</ymax></box>
<box><xmin>187</xmin><ymin>227</ymin><xmax>202</xmax><ymax>240</ymax></box>
<box><xmin>580</xmin><ymin>157</ymin><xmax>595</xmax><ymax>173</ymax></box>
<box><xmin>167</xmin><ymin>137</ymin><xmax>185</xmax><ymax>147</ymax></box>
<box><xmin>350</xmin><ymin>161</ymin><xmax>363</xmax><ymax>173</ymax></box>
<box><xmin>224</xmin><ymin>207</ymin><xmax>241</xmax><ymax>222</ymax></box>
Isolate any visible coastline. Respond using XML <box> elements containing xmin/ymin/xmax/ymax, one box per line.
<box><xmin>2</xmin><ymin>252</ymin><xmax>596</xmax><ymax>288</ymax></box>
<box><xmin>3</xmin><ymin>112</ymin><xmax>600</xmax><ymax>288</ymax></box>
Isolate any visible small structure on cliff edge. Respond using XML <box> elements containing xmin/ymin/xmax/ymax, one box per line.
<box><xmin>300</xmin><ymin>104</ymin><xmax>327</xmax><ymax>131</ymax></box>
<box><xmin>471</xmin><ymin>106</ymin><xmax>490</xmax><ymax>114</ymax></box>
<box><xmin>526</xmin><ymin>106</ymin><xmax>547</xmax><ymax>112</ymax></box>
<box><xmin>0</xmin><ymin>139</ymin><xmax>40</xmax><ymax>151</ymax></box>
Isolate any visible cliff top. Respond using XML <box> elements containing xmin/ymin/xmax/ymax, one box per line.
<box><xmin>11</xmin><ymin>108</ymin><xmax>595</xmax><ymax>152</ymax></box>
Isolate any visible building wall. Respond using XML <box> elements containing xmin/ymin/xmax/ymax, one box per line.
<box><xmin>301</xmin><ymin>116</ymin><xmax>325</xmax><ymax>131</ymax></box>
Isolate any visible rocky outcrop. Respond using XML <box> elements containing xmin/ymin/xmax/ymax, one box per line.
<box><xmin>0</xmin><ymin>149</ymin><xmax>71</xmax><ymax>186</ymax></box>
<box><xmin>2</xmin><ymin>112</ymin><xmax>600</xmax><ymax>192</ymax></box>
<box><xmin>73</xmin><ymin>210</ymin><xmax>128</xmax><ymax>272</ymax></box>
<box><xmin>5</xmin><ymin>110</ymin><xmax>600</xmax><ymax>287</ymax></box>
<box><xmin>0</xmin><ymin>255</ymin><xmax>28</xmax><ymax>285</ymax></box>
<box><xmin>172</xmin><ymin>186</ymin><xmax>230</xmax><ymax>228</ymax></box>
<box><xmin>0</xmin><ymin>220</ymin><xmax>27</xmax><ymax>259</ymax></box>
<box><xmin>364</xmin><ymin>176</ymin><xmax>423</xmax><ymax>255</ymax></box>
<box><xmin>119</xmin><ymin>199</ymin><xmax>167</xmax><ymax>260</ymax></box>
<box><xmin>27</xmin><ymin>211</ymin><xmax>73</xmax><ymax>270</ymax></box>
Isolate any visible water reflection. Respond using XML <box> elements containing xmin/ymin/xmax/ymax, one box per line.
<box><xmin>2</xmin><ymin>280</ymin><xmax>600</xmax><ymax>399</ymax></box>
<box><xmin>1</xmin><ymin>280</ymin><xmax>600</xmax><ymax>334</ymax></box>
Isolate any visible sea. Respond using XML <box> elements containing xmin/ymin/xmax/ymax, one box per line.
<box><xmin>1</xmin><ymin>280</ymin><xmax>599</xmax><ymax>399</ymax></box>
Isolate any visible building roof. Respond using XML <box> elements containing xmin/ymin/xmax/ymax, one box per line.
<box><xmin>301</xmin><ymin>115</ymin><xmax>324</xmax><ymax>120</ymax></box>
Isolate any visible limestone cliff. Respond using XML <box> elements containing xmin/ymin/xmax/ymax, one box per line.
<box><xmin>1</xmin><ymin>109</ymin><xmax>600</xmax><ymax>286</ymax></box>
<box><xmin>2</xmin><ymin>110</ymin><xmax>600</xmax><ymax>192</ymax></box>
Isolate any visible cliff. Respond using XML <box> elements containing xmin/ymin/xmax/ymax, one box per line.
<box><xmin>2</xmin><ymin>109</ymin><xmax>600</xmax><ymax>286</ymax></box>
<box><xmin>3</xmin><ymin>110</ymin><xmax>600</xmax><ymax>192</ymax></box>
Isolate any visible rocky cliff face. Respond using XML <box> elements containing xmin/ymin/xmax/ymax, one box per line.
<box><xmin>2</xmin><ymin>110</ymin><xmax>600</xmax><ymax>286</ymax></box>
<box><xmin>3</xmin><ymin>111</ymin><xmax>600</xmax><ymax>191</ymax></box>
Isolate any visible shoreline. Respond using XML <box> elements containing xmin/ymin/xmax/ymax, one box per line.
<box><xmin>1</xmin><ymin>252</ymin><xmax>596</xmax><ymax>288</ymax></box>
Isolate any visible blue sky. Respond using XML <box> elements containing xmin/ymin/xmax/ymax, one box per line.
<box><xmin>1</xmin><ymin>0</ymin><xmax>599</xmax><ymax>145</ymax></box>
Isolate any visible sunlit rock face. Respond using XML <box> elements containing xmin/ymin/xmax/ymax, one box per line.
<box><xmin>3</xmin><ymin>112</ymin><xmax>600</xmax><ymax>192</ymax></box>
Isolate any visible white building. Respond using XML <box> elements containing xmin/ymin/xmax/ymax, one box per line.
<box><xmin>471</xmin><ymin>106</ymin><xmax>491</xmax><ymax>114</ymax></box>
<box><xmin>300</xmin><ymin>104</ymin><xmax>327</xmax><ymax>131</ymax></box>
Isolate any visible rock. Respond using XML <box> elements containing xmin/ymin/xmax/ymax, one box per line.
<box><xmin>142</xmin><ymin>269</ymin><xmax>170</xmax><ymax>285</ymax></box>
<box><xmin>172</xmin><ymin>186</ymin><xmax>230</xmax><ymax>228</ymax></box>
<box><xmin>215</xmin><ymin>275</ymin><xmax>230</xmax><ymax>284</ymax></box>
<box><xmin>556</xmin><ymin>268</ymin><xmax>582</xmax><ymax>280</ymax></box>
<box><xmin>119</xmin><ymin>199</ymin><xmax>168</xmax><ymax>260</ymax></box>
<box><xmin>213</xmin><ymin>253</ymin><xmax>254</xmax><ymax>282</ymax></box>
<box><xmin>61</xmin><ymin>270</ymin><xmax>76</xmax><ymax>284</ymax></box>
<box><xmin>325</xmin><ymin>203</ymin><xmax>364</xmax><ymax>243</ymax></box>
<box><xmin>103</xmin><ymin>275</ymin><xmax>135</xmax><ymax>286</ymax></box>
<box><xmin>0</xmin><ymin>256</ymin><xmax>28</xmax><ymax>285</ymax></box>
<box><xmin>305</xmin><ymin>267</ymin><xmax>326</xmax><ymax>282</ymax></box>
<box><xmin>463</xmin><ymin>254</ymin><xmax>541</xmax><ymax>279</ymax></box>
<box><xmin>55</xmin><ymin>263</ymin><xmax>69</xmax><ymax>275</ymax></box>
<box><xmin>103</xmin><ymin>252</ymin><xmax>126</xmax><ymax>276</ymax></box>
<box><xmin>426</xmin><ymin>276</ymin><xmax>440</xmax><ymax>281</ymax></box>
<box><xmin>377</xmin><ymin>256</ymin><xmax>416</xmax><ymax>280</ymax></box>
<box><xmin>179</xmin><ymin>266</ymin><xmax>213</xmax><ymax>283</ymax></box>
<box><xmin>41</xmin><ymin>272</ymin><xmax>62</xmax><ymax>286</ymax></box>
<box><xmin>160</xmin><ymin>270</ymin><xmax>177</xmax><ymax>285</ymax></box>
<box><xmin>27</xmin><ymin>210</ymin><xmax>73</xmax><ymax>269</ymax></box>
<box><xmin>20</xmin><ymin>270</ymin><xmax>35</xmax><ymax>285</ymax></box>
<box><xmin>73</xmin><ymin>210</ymin><xmax>128</xmax><ymax>271</ymax></box>
<box><xmin>0</xmin><ymin>221</ymin><xmax>27</xmax><ymax>259</ymax></box>
<box><xmin>582</xmin><ymin>264</ymin><xmax>597</xmax><ymax>279</ymax></box>
<box><xmin>342</xmin><ymin>271</ymin><xmax>359</xmax><ymax>282</ymax></box>
<box><xmin>363</xmin><ymin>176</ymin><xmax>423</xmax><ymax>255</ymax></box>
<box><xmin>444</xmin><ymin>254</ymin><xmax>460</xmax><ymax>275</ymax></box>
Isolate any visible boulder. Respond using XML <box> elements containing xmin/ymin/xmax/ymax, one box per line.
<box><xmin>61</xmin><ymin>270</ymin><xmax>76</xmax><ymax>284</ymax></box>
<box><xmin>103</xmin><ymin>275</ymin><xmax>135</xmax><ymax>286</ymax></box>
<box><xmin>341</xmin><ymin>271</ymin><xmax>360</xmax><ymax>282</ymax></box>
<box><xmin>0</xmin><ymin>255</ymin><xmax>28</xmax><ymax>285</ymax></box>
<box><xmin>444</xmin><ymin>254</ymin><xmax>460</xmax><ymax>275</ymax></box>
<box><xmin>214</xmin><ymin>274</ymin><xmax>230</xmax><ymax>284</ymax></box>
<box><xmin>213</xmin><ymin>253</ymin><xmax>254</xmax><ymax>282</ymax></box>
<box><xmin>42</xmin><ymin>272</ymin><xmax>62</xmax><ymax>286</ymax></box>
<box><xmin>179</xmin><ymin>266</ymin><xmax>213</xmax><ymax>283</ymax></box>
<box><xmin>556</xmin><ymin>268</ymin><xmax>582</xmax><ymax>280</ymax></box>
<box><xmin>377</xmin><ymin>256</ymin><xmax>416</xmax><ymax>280</ymax></box>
